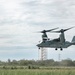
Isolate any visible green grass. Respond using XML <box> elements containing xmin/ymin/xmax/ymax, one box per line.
<box><xmin>0</xmin><ymin>69</ymin><xmax>75</xmax><ymax>75</ymax></box>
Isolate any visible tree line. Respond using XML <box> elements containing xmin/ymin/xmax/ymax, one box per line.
<box><xmin>0</xmin><ymin>59</ymin><xmax>75</xmax><ymax>67</ymax></box>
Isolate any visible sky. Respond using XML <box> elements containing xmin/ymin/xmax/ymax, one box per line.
<box><xmin>0</xmin><ymin>0</ymin><xmax>75</xmax><ymax>61</ymax></box>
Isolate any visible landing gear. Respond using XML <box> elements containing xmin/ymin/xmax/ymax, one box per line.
<box><xmin>60</xmin><ymin>48</ymin><xmax>63</xmax><ymax>51</ymax></box>
<box><xmin>55</xmin><ymin>48</ymin><xmax>63</xmax><ymax>51</ymax></box>
<box><xmin>55</xmin><ymin>48</ymin><xmax>57</xmax><ymax>50</ymax></box>
<box><xmin>38</xmin><ymin>47</ymin><xmax>40</xmax><ymax>49</ymax></box>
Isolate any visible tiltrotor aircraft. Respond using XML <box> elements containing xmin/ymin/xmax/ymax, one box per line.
<box><xmin>37</xmin><ymin>27</ymin><xmax>75</xmax><ymax>50</ymax></box>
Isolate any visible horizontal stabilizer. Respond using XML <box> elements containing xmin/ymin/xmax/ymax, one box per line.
<box><xmin>72</xmin><ymin>36</ymin><xmax>75</xmax><ymax>44</ymax></box>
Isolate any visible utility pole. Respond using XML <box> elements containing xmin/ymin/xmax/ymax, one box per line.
<box><xmin>58</xmin><ymin>53</ymin><xmax>61</xmax><ymax>61</ymax></box>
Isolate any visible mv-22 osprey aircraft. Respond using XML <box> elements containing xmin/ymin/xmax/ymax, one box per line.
<box><xmin>37</xmin><ymin>27</ymin><xmax>75</xmax><ymax>51</ymax></box>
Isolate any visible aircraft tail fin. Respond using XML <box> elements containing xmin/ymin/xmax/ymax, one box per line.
<box><xmin>71</xmin><ymin>36</ymin><xmax>75</xmax><ymax>45</ymax></box>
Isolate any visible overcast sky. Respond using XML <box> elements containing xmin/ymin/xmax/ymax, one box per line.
<box><xmin>0</xmin><ymin>0</ymin><xmax>75</xmax><ymax>61</ymax></box>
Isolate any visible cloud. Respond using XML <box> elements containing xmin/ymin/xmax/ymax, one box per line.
<box><xmin>20</xmin><ymin>0</ymin><xmax>75</xmax><ymax>27</ymax></box>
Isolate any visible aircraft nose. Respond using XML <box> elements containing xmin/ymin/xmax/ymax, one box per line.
<box><xmin>36</xmin><ymin>44</ymin><xmax>40</xmax><ymax>47</ymax></box>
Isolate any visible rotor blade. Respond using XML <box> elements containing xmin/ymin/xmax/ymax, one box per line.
<box><xmin>50</xmin><ymin>31</ymin><xmax>60</xmax><ymax>33</ymax></box>
<box><xmin>51</xmin><ymin>26</ymin><xmax>75</xmax><ymax>33</ymax></box>
<box><xmin>40</xmin><ymin>30</ymin><xmax>46</xmax><ymax>33</ymax></box>
<box><xmin>38</xmin><ymin>27</ymin><xmax>59</xmax><ymax>33</ymax></box>
<box><xmin>46</xmin><ymin>27</ymin><xmax>59</xmax><ymax>32</ymax></box>
<box><xmin>64</xmin><ymin>26</ymin><xmax>75</xmax><ymax>32</ymax></box>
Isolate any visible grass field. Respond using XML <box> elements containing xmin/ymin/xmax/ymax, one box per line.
<box><xmin>0</xmin><ymin>68</ymin><xmax>75</xmax><ymax>75</ymax></box>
